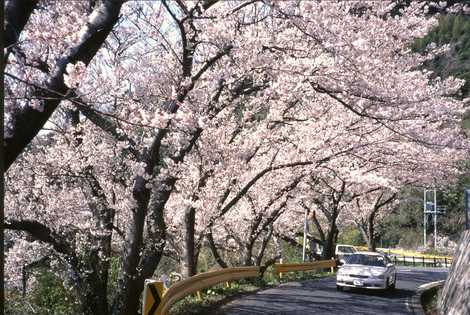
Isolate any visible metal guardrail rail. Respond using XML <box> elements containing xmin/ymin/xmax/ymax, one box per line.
<box><xmin>274</xmin><ymin>259</ymin><xmax>336</xmax><ymax>276</ymax></box>
<box><xmin>390</xmin><ymin>255</ymin><xmax>452</xmax><ymax>268</ymax></box>
<box><xmin>354</xmin><ymin>246</ymin><xmax>453</xmax><ymax>267</ymax></box>
<box><xmin>356</xmin><ymin>246</ymin><xmax>453</xmax><ymax>261</ymax></box>
<box><xmin>143</xmin><ymin>266</ymin><xmax>260</xmax><ymax>315</ymax></box>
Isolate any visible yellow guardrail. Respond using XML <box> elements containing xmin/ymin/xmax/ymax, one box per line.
<box><xmin>355</xmin><ymin>246</ymin><xmax>453</xmax><ymax>260</ymax></box>
<box><xmin>142</xmin><ymin>266</ymin><xmax>260</xmax><ymax>315</ymax></box>
<box><xmin>274</xmin><ymin>259</ymin><xmax>336</xmax><ymax>276</ymax></box>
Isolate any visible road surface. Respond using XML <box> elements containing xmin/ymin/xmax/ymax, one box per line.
<box><xmin>217</xmin><ymin>267</ymin><xmax>448</xmax><ymax>314</ymax></box>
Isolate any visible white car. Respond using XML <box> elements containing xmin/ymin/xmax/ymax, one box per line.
<box><xmin>336</xmin><ymin>252</ymin><xmax>397</xmax><ymax>291</ymax></box>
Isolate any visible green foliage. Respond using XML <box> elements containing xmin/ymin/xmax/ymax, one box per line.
<box><xmin>397</xmin><ymin>230</ymin><xmax>423</xmax><ymax>249</ymax></box>
<box><xmin>107</xmin><ymin>256</ymin><xmax>121</xmax><ymax>303</ymax></box>
<box><xmin>435</xmin><ymin>175</ymin><xmax>469</xmax><ymax>239</ymax></box>
<box><xmin>422</xmin><ymin>285</ymin><xmax>441</xmax><ymax>314</ymax></box>
<box><xmin>337</xmin><ymin>226</ymin><xmax>365</xmax><ymax>246</ymax></box>
<box><xmin>170</xmin><ymin>280</ymin><xmax>263</xmax><ymax>315</ymax></box>
<box><xmin>196</xmin><ymin>247</ymin><xmax>218</xmax><ymax>273</ymax></box>
<box><xmin>5</xmin><ymin>269</ymin><xmax>79</xmax><ymax>315</ymax></box>
<box><xmin>276</xmin><ymin>270</ymin><xmax>333</xmax><ymax>284</ymax></box>
<box><xmin>413</xmin><ymin>15</ymin><xmax>470</xmax><ymax>55</ymax></box>
<box><xmin>280</xmin><ymin>240</ymin><xmax>303</xmax><ymax>263</ymax></box>
<box><xmin>412</xmin><ymin>14</ymin><xmax>470</xmax><ymax>98</ymax></box>
<box><xmin>380</xmin><ymin>175</ymin><xmax>468</xmax><ymax>249</ymax></box>
<box><xmin>380</xmin><ymin>187</ymin><xmax>423</xmax><ymax>248</ymax></box>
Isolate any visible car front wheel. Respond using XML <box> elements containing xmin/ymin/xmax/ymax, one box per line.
<box><xmin>389</xmin><ymin>275</ymin><xmax>396</xmax><ymax>290</ymax></box>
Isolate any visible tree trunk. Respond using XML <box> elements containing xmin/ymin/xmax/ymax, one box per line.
<box><xmin>207</xmin><ymin>230</ymin><xmax>228</xmax><ymax>268</ymax></box>
<box><xmin>357</xmin><ymin>222</ymin><xmax>370</xmax><ymax>250</ymax></box>
<box><xmin>4</xmin><ymin>0</ymin><xmax>39</xmax><ymax>68</ymax></box>
<box><xmin>367</xmin><ymin>217</ymin><xmax>376</xmax><ymax>252</ymax></box>
<box><xmin>255</xmin><ymin>228</ymin><xmax>273</xmax><ymax>266</ymax></box>
<box><xmin>321</xmin><ymin>232</ymin><xmax>334</xmax><ymax>259</ymax></box>
<box><xmin>182</xmin><ymin>207</ymin><xmax>197</xmax><ymax>277</ymax></box>
<box><xmin>111</xmin><ymin>180</ymin><xmax>171</xmax><ymax>315</ymax></box>
<box><xmin>357</xmin><ymin>218</ymin><xmax>376</xmax><ymax>252</ymax></box>
<box><xmin>243</xmin><ymin>240</ymin><xmax>254</xmax><ymax>266</ymax></box>
<box><xmin>321</xmin><ymin>215</ymin><xmax>338</xmax><ymax>260</ymax></box>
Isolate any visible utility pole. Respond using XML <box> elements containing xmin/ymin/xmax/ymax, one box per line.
<box><xmin>423</xmin><ymin>189</ymin><xmax>436</xmax><ymax>248</ymax></box>
<box><xmin>423</xmin><ymin>190</ymin><xmax>427</xmax><ymax>247</ymax></box>
<box><xmin>302</xmin><ymin>207</ymin><xmax>308</xmax><ymax>262</ymax></box>
<box><xmin>434</xmin><ymin>189</ymin><xmax>438</xmax><ymax>249</ymax></box>
<box><xmin>424</xmin><ymin>189</ymin><xmax>445</xmax><ymax>248</ymax></box>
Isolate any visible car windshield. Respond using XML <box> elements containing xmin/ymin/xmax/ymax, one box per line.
<box><xmin>344</xmin><ymin>254</ymin><xmax>386</xmax><ymax>267</ymax></box>
<box><xmin>338</xmin><ymin>246</ymin><xmax>356</xmax><ymax>253</ymax></box>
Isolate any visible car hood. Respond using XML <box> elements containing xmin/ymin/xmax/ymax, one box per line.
<box><xmin>340</xmin><ymin>265</ymin><xmax>386</xmax><ymax>274</ymax></box>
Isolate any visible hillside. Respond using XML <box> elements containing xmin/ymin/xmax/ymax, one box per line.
<box><xmin>413</xmin><ymin>14</ymin><xmax>470</xmax><ymax>98</ymax></box>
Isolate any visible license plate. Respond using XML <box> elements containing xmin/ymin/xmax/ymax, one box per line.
<box><xmin>353</xmin><ymin>280</ymin><xmax>364</xmax><ymax>286</ymax></box>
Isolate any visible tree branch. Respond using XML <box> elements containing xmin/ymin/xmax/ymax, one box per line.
<box><xmin>5</xmin><ymin>0</ymin><xmax>124</xmax><ymax>170</ymax></box>
<box><xmin>4</xmin><ymin>219</ymin><xmax>75</xmax><ymax>259</ymax></box>
<box><xmin>4</xmin><ymin>0</ymin><xmax>39</xmax><ymax>67</ymax></box>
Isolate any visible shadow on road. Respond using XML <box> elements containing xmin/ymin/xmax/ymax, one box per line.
<box><xmin>342</xmin><ymin>287</ymin><xmax>415</xmax><ymax>299</ymax></box>
<box><xmin>215</xmin><ymin>281</ymin><xmax>415</xmax><ymax>315</ymax></box>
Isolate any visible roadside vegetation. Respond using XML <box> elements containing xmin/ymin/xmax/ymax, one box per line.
<box><xmin>422</xmin><ymin>286</ymin><xmax>442</xmax><ymax>315</ymax></box>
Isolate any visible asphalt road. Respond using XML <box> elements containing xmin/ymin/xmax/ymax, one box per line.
<box><xmin>216</xmin><ymin>267</ymin><xmax>448</xmax><ymax>315</ymax></box>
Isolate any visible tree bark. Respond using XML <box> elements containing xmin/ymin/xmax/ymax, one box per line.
<box><xmin>243</xmin><ymin>240</ymin><xmax>255</xmax><ymax>266</ymax></box>
<box><xmin>367</xmin><ymin>212</ymin><xmax>377</xmax><ymax>252</ymax></box>
<box><xmin>321</xmin><ymin>210</ymin><xmax>339</xmax><ymax>260</ymax></box>
<box><xmin>111</xmin><ymin>177</ymin><xmax>172</xmax><ymax>315</ymax></box>
<box><xmin>182</xmin><ymin>206</ymin><xmax>197</xmax><ymax>277</ymax></box>
<box><xmin>4</xmin><ymin>0</ymin><xmax>39</xmax><ymax>67</ymax></box>
<box><xmin>255</xmin><ymin>227</ymin><xmax>273</xmax><ymax>266</ymax></box>
<box><xmin>207</xmin><ymin>229</ymin><xmax>228</xmax><ymax>269</ymax></box>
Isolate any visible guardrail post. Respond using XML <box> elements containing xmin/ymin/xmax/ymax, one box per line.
<box><xmin>422</xmin><ymin>256</ymin><xmax>425</xmax><ymax>267</ymax></box>
<box><xmin>412</xmin><ymin>256</ymin><xmax>415</xmax><ymax>267</ymax></box>
<box><xmin>394</xmin><ymin>256</ymin><xmax>397</xmax><ymax>265</ymax></box>
<box><xmin>403</xmin><ymin>255</ymin><xmax>406</xmax><ymax>266</ymax></box>
<box><xmin>225</xmin><ymin>281</ymin><xmax>230</xmax><ymax>289</ymax></box>
<box><xmin>196</xmin><ymin>291</ymin><xmax>202</xmax><ymax>301</ymax></box>
<box><xmin>330</xmin><ymin>258</ymin><xmax>335</xmax><ymax>274</ymax></box>
<box><xmin>433</xmin><ymin>257</ymin><xmax>436</xmax><ymax>267</ymax></box>
<box><xmin>445</xmin><ymin>258</ymin><xmax>447</xmax><ymax>268</ymax></box>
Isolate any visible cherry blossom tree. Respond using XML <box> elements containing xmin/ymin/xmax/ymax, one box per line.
<box><xmin>6</xmin><ymin>1</ymin><xmax>271</xmax><ymax>313</ymax></box>
<box><xmin>345</xmin><ymin>139</ymin><xmax>466</xmax><ymax>251</ymax></box>
<box><xmin>4</xmin><ymin>2</ymin><xmax>470</xmax><ymax>315</ymax></box>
